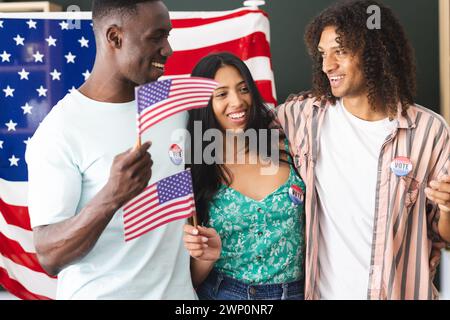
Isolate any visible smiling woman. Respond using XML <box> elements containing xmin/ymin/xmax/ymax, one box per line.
<box><xmin>184</xmin><ymin>52</ymin><xmax>307</xmax><ymax>301</ymax></box>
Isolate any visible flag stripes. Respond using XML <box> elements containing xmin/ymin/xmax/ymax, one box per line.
<box><xmin>170</xmin><ymin>8</ymin><xmax>269</xmax><ymax>28</ymax></box>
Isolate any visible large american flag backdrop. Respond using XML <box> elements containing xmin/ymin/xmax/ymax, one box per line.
<box><xmin>0</xmin><ymin>8</ymin><xmax>276</xmax><ymax>299</ymax></box>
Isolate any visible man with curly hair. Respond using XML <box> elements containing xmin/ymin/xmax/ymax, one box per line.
<box><xmin>277</xmin><ymin>0</ymin><xmax>450</xmax><ymax>300</ymax></box>
<box><xmin>26</xmin><ymin>0</ymin><xmax>196</xmax><ymax>299</ymax></box>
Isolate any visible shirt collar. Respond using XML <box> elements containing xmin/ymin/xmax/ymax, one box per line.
<box><xmin>312</xmin><ymin>98</ymin><xmax>417</xmax><ymax>129</ymax></box>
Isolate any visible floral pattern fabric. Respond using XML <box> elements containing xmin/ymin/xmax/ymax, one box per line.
<box><xmin>207</xmin><ymin>165</ymin><xmax>306</xmax><ymax>284</ymax></box>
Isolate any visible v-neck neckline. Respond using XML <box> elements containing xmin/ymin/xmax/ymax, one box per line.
<box><xmin>220</xmin><ymin>166</ymin><xmax>294</xmax><ymax>203</ymax></box>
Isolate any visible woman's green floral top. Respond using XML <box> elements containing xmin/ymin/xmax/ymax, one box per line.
<box><xmin>207</xmin><ymin>160</ymin><xmax>306</xmax><ymax>284</ymax></box>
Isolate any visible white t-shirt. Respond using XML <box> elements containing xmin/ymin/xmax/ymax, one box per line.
<box><xmin>26</xmin><ymin>90</ymin><xmax>196</xmax><ymax>300</ymax></box>
<box><xmin>316</xmin><ymin>99</ymin><xmax>395</xmax><ymax>300</ymax></box>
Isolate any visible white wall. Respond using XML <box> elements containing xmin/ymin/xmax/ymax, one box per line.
<box><xmin>441</xmin><ymin>249</ymin><xmax>450</xmax><ymax>300</ymax></box>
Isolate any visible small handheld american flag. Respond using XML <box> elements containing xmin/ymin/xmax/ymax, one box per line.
<box><xmin>136</xmin><ymin>76</ymin><xmax>218</xmax><ymax>134</ymax></box>
<box><xmin>123</xmin><ymin>169</ymin><xmax>196</xmax><ymax>242</ymax></box>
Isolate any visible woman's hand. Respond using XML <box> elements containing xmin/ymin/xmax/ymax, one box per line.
<box><xmin>183</xmin><ymin>224</ymin><xmax>222</xmax><ymax>261</ymax></box>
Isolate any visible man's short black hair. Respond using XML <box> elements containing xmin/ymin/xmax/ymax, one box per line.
<box><xmin>92</xmin><ymin>0</ymin><xmax>160</xmax><ymax>22</ymax></box>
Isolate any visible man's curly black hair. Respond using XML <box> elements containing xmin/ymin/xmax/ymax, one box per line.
<box><xmin>304</xmin><ymin>0</ymin><xmax>416</xmax><ymax>117</ymax></box>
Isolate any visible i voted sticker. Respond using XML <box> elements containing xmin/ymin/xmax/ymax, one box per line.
<box><xmin>289</xmin><ymin>185</ymin><xmax>304</xmax><ymax>205</ymax></box>
<box><xmin>390</xmin><ymin>157</ymin><xmax>413</xmax><ymax>177</ymax></box>
<box><xmin>169</xmin><ymin>144</ymin><xmax>183</xmax><ymax>165</ymax></box>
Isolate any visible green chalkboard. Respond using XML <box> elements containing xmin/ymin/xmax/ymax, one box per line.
<box><xmin>3</xmin><ymin>0</ymin><xmax>438</xmax><ymax>113</ymax></box>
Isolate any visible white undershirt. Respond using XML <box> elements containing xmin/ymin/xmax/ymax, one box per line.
<box><xmin>316</xmin><ymin>99</ymin><xmax>395</xmax><ymax>300</ymax></box>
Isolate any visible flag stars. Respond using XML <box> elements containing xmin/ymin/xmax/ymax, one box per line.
<box><xmin>59</xmin><ymin>20</ymin><xmax>69</xmax><ymax>30</ymax></box>
<box><xmin>8</xmin><ymin>155</ymin><xmax>20</xmax><ymax>167</ymax></box>
<box><xmin>45</xmin><ymin>35</ymin><xmax>57</xmax><ymax>47</ymax></box>
<box><xmin>32</xmin><ymin>51</ymin><xmax>44</xmax><ymax>63</ymax></box>
<box><xmin>50</xmin><ymin>69</ymin><xmax>61</xmax><ymax>80</ymax></box>
<box><xmin>36</xmin><ymin>85</ymin><xmax>48</xmax><ymax>97</ymax></box>
<box><xmin>26</xmin><ymin>19</ymin><xmax>37</xmax><ymax>29</ymax></box>
<box><xmin>68</xmin><ymin>86</ymin><xmax>77</xmax><ymax>94</ymax></box>
<box><xmin>0</xmin><ymin>20</ymin><xmax>4</xmax><ymax>28</ymax></box>
<box><xmin>78</xmin><ymin>36</ymin><xmax>89</xmax><ymax>48</ymax></box>
<box><xmin>1</xmin><ymin>50</ymin><xmax>11</xmax><ymax>62</ymax></box>
<box><xmin>82</xmin><ymin>70</ymin><xmax>91</xmax><ymax>80</ymax></box>
<box><xmin>13</xmin><ymin>34</ymin><xmax>25</xmax><ymax>46</ymax></box>
<box><xmin>65</xmin><ymin>52</ymin><xmax>76</xmax><ymax>63</ymax></box>
<box><xmin>0</xmin><ymin>140</ymin><xmax>4</xmax><ymax>149</ymax></box>
<box><xmin>21</xmin><ymin>103</ymin><xmax>33</xmax><ymax>115</ymax></box>
<box><xmin>18</xmin><ymin>68</ymin><xmax>30</xmax><ymax>80</ymax></box>
<box><xmin>5</xmin><ymin>120</ymin><xmax>18</xmax><ymax>131</ymax></box>
<box><xmin>3</xmin><ymin>85</ymin><xmax>15</xmax><ymax>97</ymax></box>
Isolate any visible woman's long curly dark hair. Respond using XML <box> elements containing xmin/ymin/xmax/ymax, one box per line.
<box><xmin>304</xmin><ymin>0</ymin><xmax>416</xmax><ymax>117</ymax></box>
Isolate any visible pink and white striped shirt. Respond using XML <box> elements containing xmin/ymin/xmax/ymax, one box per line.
<box><xmin>276</xmin><ymin>98</ymin><xmax>450</xmax><ymax>300</ymax></box>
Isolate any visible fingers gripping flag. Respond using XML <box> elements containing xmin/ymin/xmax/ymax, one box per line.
<box><xmin>136</xmin><ymin>77</ymin><xmax>218</xmax><ymax>134</ymax></box>
<box><xmin>123</xmin><ymin>170</ymin><xmax>196</xmax><ymax>242</ymax></box>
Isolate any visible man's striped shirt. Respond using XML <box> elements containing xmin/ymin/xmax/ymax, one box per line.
<box><xmin>277</xmin><ymin>98</ymin><xmax>450</xmax><ymax>300</ymax></box>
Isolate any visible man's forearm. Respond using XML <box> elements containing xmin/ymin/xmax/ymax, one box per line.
<box><xmin>34</xmin><ymin>184</ymin><xmax>121</xmax><ymax>275</ymax></box>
